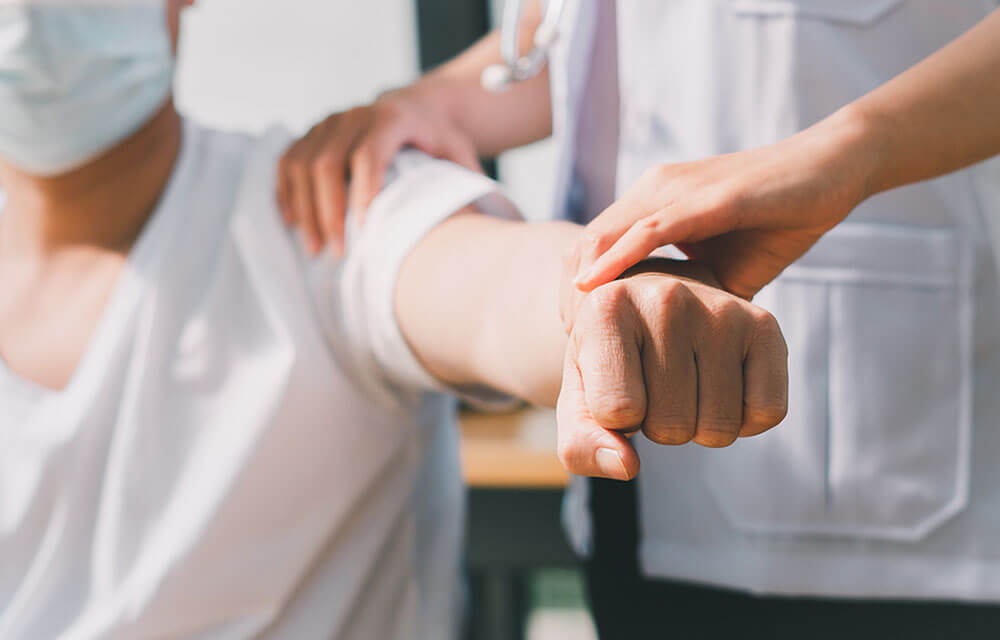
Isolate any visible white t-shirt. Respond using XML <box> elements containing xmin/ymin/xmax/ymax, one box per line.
<box><xmin>0</xmin><ymin>120</ymin><xmax>515</xmax><ymax>639</ymax></box>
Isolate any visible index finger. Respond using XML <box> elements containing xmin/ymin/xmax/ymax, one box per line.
<box><xmin>569</xmin><ymin>183</ymin><xmax>668</xmax><ymax>293</ymax></box>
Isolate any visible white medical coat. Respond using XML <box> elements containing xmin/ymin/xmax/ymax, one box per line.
<box><xmin>0</xmin><ymin>121</ymin><xmax>514</xmax><ymax>639</ymax></box>
<box><xmin>554</xmin><ymin>0</ymin><xmax>1000</xmax><ymax>601</ymax></box>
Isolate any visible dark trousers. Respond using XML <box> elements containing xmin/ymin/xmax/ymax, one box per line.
<box><xmin>584</xmin><ymin>477</ymin><xmax>1000</xmax><ymax>640</ymax></box>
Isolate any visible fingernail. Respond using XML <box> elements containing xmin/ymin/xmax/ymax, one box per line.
<box><xmin>596</xmin><ymin>448</ymin><xmax>628</xmax><ymax>480</ymax></box>
<box><xmin>573</xmin><ymin>270</ymin><xmax>595</xmax><ymax>291</ymax></box>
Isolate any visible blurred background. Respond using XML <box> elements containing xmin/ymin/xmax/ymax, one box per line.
<box><xmin>175</xmin><ymin>2</ymin><xmax>587</xmax><ymax>639</ymax></box>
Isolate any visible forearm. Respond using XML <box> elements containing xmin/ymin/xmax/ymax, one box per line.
<box><xmin>395</xmin><ymin>211</ymin><xmax>575</xmax><ymax>406</ymax></box>
<box><xmin>406</xmin><ymin>2</ymin><xmax>553</xmax><ymax>156</ymax></box>
<box><xmin>820</xmin><ymin>9</ymin><xmax>1000</xmax><ymax>200</ymax></box>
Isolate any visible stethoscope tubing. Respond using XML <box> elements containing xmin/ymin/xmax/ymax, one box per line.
<box><xmin>483</xmin><ymin>0</ymin><xmax>568</xmax><ymax>91</ymax></box>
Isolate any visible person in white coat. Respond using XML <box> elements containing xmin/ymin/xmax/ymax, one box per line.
<box><xmin>282</xmin><ymin>1</ymin><xmax>1000</xmax><ymax>637</ymax></box>
<box><xmin>0</xmin><ymin>1</ymin><xmax>790</xmax><ymax>638</ymax></box>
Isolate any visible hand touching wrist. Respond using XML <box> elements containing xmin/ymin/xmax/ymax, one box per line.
<box><xmin>564</xmin><ymin>115</ymin><xmax>873</xmax><ymax>304</ymax></box>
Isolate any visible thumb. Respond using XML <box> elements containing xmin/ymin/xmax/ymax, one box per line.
<box><xmin>556</xmin><ymin>347</ymin><xmax>640</xmax><ymax>481</ymax></box>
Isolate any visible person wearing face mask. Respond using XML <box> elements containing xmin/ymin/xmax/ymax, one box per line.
<box><xmin>0</xmin><ymin>1</ymin><xmax>791</xmax><ymax>638</ymax></box>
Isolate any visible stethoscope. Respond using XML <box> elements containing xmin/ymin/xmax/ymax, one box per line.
<box><xmin>481</xmin><ymin>0</ymin><xmax>568</xmax><ymax>92</ymax></box>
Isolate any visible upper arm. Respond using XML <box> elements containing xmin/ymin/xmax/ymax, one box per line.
<box><xmin>394</xmin><ymin>210</ymin><xmax>520</xmax><ymax>389</ymax></box>
<box><xmin>316</xmin><ymin>151</ymin><xmax>521</xmax><ymax>406</ymax></box>
<box><xmin>396</xmin><ymin>210</ymin><xmax>578</xmax><ymax>407</ymax></box>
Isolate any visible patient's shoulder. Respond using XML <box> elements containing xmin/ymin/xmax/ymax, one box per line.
<box><xmin>155</xmin><ymin>120</ymin><xmax>303</xmax><ymax>296</ymax></box>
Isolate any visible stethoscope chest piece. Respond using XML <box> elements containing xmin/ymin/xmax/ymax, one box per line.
<box><xmin>481</xmin><ymin>0</ymin><xmax>567</xmax><ymax>92</ymax></box>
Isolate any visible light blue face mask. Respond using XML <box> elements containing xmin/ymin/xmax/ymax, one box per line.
<box><xmin>0</xmin><ymin>3</ymin><xmax>175</xmax><ymax>175</ymax></box>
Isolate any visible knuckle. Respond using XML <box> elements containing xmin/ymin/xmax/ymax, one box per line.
<box><xmin>590</xmin><ymin>394</ymin><xmax>645</xmax><ymax>431</ymax></box>
<box><xmin>706</xmin><ymin>298</ymin><xmax>749</xmax><ymax>335</ymax></box>
<box><xmin>636</xmin><ymin>214</ymin><xmax>664</xmax><ymax>236</ymax></box>
<box><xmin>580</xmin><ymin>228</ymin><xmax>613</xmax><ymax>257</ymax></box>
<box><xmin>583</xmin><ymin>282</ymin><xmax>631</xmax><ymax>324</ymax></box>
<box><xmin>643</xmin><ymin>163</ymin><xmax>673</xmax><ymax>184</ymax></box>
<box><xmin>715</xmin><ymin>297</ymin><xmax>747</xmax><ymax>322</ymax></box>
<box><xmin>657</xmin><ymin>277</ymin><xmax>688</xmax><ymax>300</ymax></box>
<box><xmin>650</xmin><ymin>278</ymin><xmax>693</xmax><ymax>316</ymax></box>
<box><xmin>751</xmin><ymin>306</ymin><xmax>780</xmax><ymax>334</ymax></box>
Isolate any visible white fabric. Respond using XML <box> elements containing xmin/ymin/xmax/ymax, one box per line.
<box><xmin>545</xmin><ymin>0</ymin><xmax>598</xmax><ymax>222</ymax></box>
<box><xmin>0</xmin><ymin>120</ymin><xmax>513</xmax><ymax>639</ymax></box>
<box><xmin>566</xmin><ymin>0</ymin><xmax>619</xmax><ymax>223</ymax></box>
<box><xmin>556</xmin><ymin>0</ymin><xmax>1000</xmax><ymax>601</ymax></box>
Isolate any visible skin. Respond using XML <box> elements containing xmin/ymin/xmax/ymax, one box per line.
<box><xmin>0</xmin><ymin>0</ymin><xmax>192</xmax><ymax>390</ymax></box>
<box><xmin>568</xmin><ymin>7</ymin><xmax>1000</xmax><ymax>303</ymax></box>
<box><xmin>0</xmin><ymin>0</ymin><xmax>789</xmax><ymax>481</ymax></box>
<box><xmin>396</xmin><ymin>212</ymin><xmax>788</xmax><ymax>479</ymax></box>
<box><xmin>277</xmin><ymin>4</ymin><xmax>1000</xmax><ymax>314</ymax></box>
<box><xmin>277</xmin><ymin>0</ymin><xmax>552</xmax><ymax>255</ymax></box>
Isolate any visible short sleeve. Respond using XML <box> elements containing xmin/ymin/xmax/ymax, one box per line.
<box><xmin>315</xmin><ymin>150</ymin><xmax>521</xmax><ymax>410</ymax></box>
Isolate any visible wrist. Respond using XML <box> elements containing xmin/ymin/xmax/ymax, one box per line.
<box><xmin>398</xmin><ymin>74</ymin><xmax>489</xmax><ymax>155</ymax></box>
<box><xmin>374</xmin><ymin>75</ymin><xmax>458</xmax><ymax>131</ymax></box>
<box><xmin>813</xmin><ymin>103</ymin><xmax>891</xmax><ymax>206</ymax></box>
<box><xmin>619</xmin><ymin>257</ymin><xmax>720</xmax><ymax>289</ymax></box>
<box><xmin>409</xmin><ymin>72</ymin><xmax>473</xmax><ymax>125</ymax></box>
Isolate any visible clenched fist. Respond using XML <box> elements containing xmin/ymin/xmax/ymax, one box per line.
<box><xmin>558</xmin><ymin>271</ymin><xmax>788</xmax><ymax>480</ymax></box>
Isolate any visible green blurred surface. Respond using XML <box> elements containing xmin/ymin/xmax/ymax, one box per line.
<box><xmin>532</xmin><ymin>569</ymin><xmax>589</xmax><ymax>610</ymax></box>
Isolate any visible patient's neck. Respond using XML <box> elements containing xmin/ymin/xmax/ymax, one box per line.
<box><xmin>0</xmin><ymin>101</ymin><xmax>182</xmax><ymax>257</ymax></box>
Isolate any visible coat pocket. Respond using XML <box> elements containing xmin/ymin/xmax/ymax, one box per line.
<box><xmin>724</xmin><ymin>0</ymin><xmax>903</xmax><ymax>25</ymax></box>
<box><xmin>705</xmin><ymin>222</ymin><xmax>974</xmax><ymax>541</ymax></box>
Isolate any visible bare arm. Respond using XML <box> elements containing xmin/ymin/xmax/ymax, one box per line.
<box><xmin>396</xmin><ymin>212</ymin><xmax>571</xmax><ymax>406</ymax></box>
<box><xmin>851</xmin><ymin>8</ymin><xmax>1000</xmax><ymax>196</ymax></box>
<box><xmin>412</xmin><ymin>1</ymin><xmax>553</xmax><ymax>157</ymax></box>
<box><xmin>394</xmin><ymin>209</ymin><xmax>789</xmax><ymax>479</ymax></box>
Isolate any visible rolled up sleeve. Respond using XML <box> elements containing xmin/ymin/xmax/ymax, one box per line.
<box><xmin>336</xmin><ymin>150</ymin><xmax>520</xmax><ymax>410</ymax></box>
